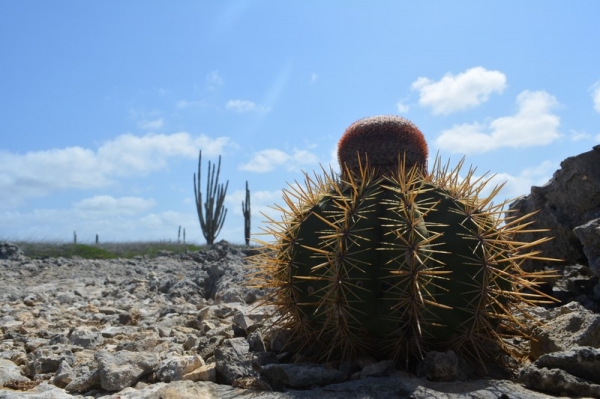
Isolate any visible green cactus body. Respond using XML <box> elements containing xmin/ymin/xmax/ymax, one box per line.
<box><xmin>253</xmin><ymin>116</ymin><xmax>556</xmax><ymax>365</ymax></box>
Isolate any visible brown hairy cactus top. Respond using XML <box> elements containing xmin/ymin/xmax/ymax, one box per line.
<box><xmin>338</xmin><ymin>115</ymin><xmax>428</xmax><ymax>177</ymax></box>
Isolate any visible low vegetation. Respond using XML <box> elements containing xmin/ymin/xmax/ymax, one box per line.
<box><xmin>6</xmin><ymin>240</ymin><xmax>209</xmax><ymax>259</ymax></box>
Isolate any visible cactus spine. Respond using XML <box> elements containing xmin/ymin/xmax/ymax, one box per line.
<box><xmin>253</xmin><ymin>115</ymin><xmax>556</xmax><ymax>365</ymax></box>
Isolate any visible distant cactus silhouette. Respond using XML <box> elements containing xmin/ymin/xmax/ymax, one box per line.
<box><xmin>252</xmin><ymin>115</ymin><xmax>557</xmax><ymax>367</ymax></box>
<box><xmin>242</xmin><ymin>181</ymin><xmax>251</xmax><ymax>246</ymax></box>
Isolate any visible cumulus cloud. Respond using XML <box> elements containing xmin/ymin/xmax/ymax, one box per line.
<box><xmin>74</xmin><ymin>195</ymin><xmax>156</xmax><ymax>217</ymax></box>
<box><xmin>412</xmin><ymin>67</ymin><xmax>507</xmax><ymax>115</ymax></box>
<box><xmin>137</xmin><ymin>118</ymin><xmax>164</xmax><ymax>130</ymax></box>
<box><xmin>485</xmin><ymin>160</ymin><xmax>556</xmax><ymax>201</ymax></box>
<box><xmin>2</xmin><ymin>205</ymin><xmax>195</xmax><ymax>243</ymax></box>
<box><xmin>430</xmin><ymin>159</ymin><xmax>556</xmax><ymax>206</ymax></box>
<box><xmin>435</xmin><ymin>90</ymin><xmax>561</xmax><ymax>154</ymax></box>
<box><xmin>239</xmin><ymin>149</ymin><xmax>319</xmax><ymax>173</ymax></box>
<box><xmin>226</xmin><ymin>100</ymin><xmax>270</xmax><ymax>113</ymax></box>
<box><xmin>97</xmin><ymin>132</ymin><xmax>229</xmax><ymax>175</ymax></box>
<box><xmin>0</xmin><ymin>132</ymin><xmax>230</xmax><ymax>204</ymax></box>
<box><xmin>591</xmin><ymin>80</ymin><xmax>600</xmax><ymax>113</ymax></box>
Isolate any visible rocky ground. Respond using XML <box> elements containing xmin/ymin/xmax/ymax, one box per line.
<box><xmin>1</xmin><ymin>146</ymin><xmax>600</xmax><ymax>399</ymax></box>
<box><xmin>0</xmin><ymin>240</ymin><xmax>599</xmax><ymax>399</ymax></box>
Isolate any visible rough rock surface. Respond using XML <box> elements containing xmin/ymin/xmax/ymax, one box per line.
<box><xmin>508</xmin><ymin>145</ymin><xmax>600</xmax><ymax>314</ymax></box>
<box><xmin>1</xmin><ymin>240</ymin><xmax>599</xmax><ymax>398</ymax></box>
<box><xmin>509</xmin><ymin>146</ymin><xmax>600</xmax><ymax>268</ymax></box>
<box><xmin>575</xmin><ymin>218</ymin><xmax>600</xmax><ymax>278</ymax></box>
<box><xmin>529</xmin><ymin>301</ymin><xmax>600</xmax><ymax>360</ymax></box>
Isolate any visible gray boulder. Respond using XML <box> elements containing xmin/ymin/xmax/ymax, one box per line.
<box><xmin>574</xmin><ymin>218</ymin><xmax>600</xmax><ymax>278</ymax></box>
<box><xmin>95</xmin><ymin>350</ymin><xmax>159</xmax><ymax>391</ymax></box>
<box><xmin>519</xmin><ymin>365</ymin><xmax>600</xmax><ymax>398</ymax></box>
<box><xmin>0</xmin><ymin>358</ymin><xmax>30</xmax><ymax>387</ymax></box>
<box><xmin>509</xmin><ymin>146</ymin><xmax>600</xmax><ymax>269</ymax></box>
<box><xmin>214</xmin><ymin>337</ymin><xmax>257</xmax><ymax>384</ymax></box>
<box><xmin>156</xmin><ymin>354</ymin><xmax>204</xmax><ymax>383</ymax></box>
<box><xmin>416</xmin><ymin>350</ymin><xmax>470</xmax><ymax>382</ymax></box>
<box><xmin>0</xmin><ymin>381</ymin><xmax>77</xmax><ymax>399</ymax></box>
<box><xmin>261</xmin><ymin>363</ymin><xmax>346</xmax><ymax>389</ymax></box>
<box><xmin>530</xmin><ymin>301</ymin><xmax>600</xmax><ymax>360</ymax></box>
<box><xmin>535</xmin><ymin>346</ymin><xmax>600</xmax><ymax>385</ymax></box>
<box><xmin>67</xmin><ymin>327</ymin><xmax>104</xmax><ymax>349</ymax></box>
<box><xmin>30</xmin><ymin>347</ymin><xmax>75</xmax><ymax>376</ymax></box>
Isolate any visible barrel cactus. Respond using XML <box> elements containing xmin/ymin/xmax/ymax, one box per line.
<box><xmin>253</xmin><ymin>115</ymin><xmax>556</xmax><ymax>366</ymax></box>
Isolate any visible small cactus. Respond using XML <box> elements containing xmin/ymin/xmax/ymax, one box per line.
<box><xmin>252</xmin><ymin>115</ymin><xmax>557</xmax><ymax>367</ymax></box>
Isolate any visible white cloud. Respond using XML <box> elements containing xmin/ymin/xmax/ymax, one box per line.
<box><xmin>570</xmin><ymin>130</ymin><xmax>592</xmax><ymax>141</ymax></box>
<box><xmin>137</xmin><ymin>118</ymin><xmax>164</xmax><ymax>130</ymax></box>
<box><xmin>412</xmin><ymin>67</ymin><xmax>507</xmax><ymax>115</ymax></box>
<box><xmin>485</xmin><ymin>160</ymin><xmax>557</xmax><ymax>201</ymax></box>
<box><xmin>98</xmin><ymin>133</ymin><xmax>229</xmax><ymax>176</ymax></box>
<box><xmin>434</xmin><ymin>159</ymin><xmax>557</xmax><ymax>207</ymax></box>
<box><xmin>327</xmin><ymin>145</ymin><xmax>340</xmax><ymax>174</ymax></box>
<box><xmin>239</xmin><ymin>148</ymin><xmax>319</xmax><ymax>173</ymax></box>
<box><xmin>0</xmin><ymin>133</ymin><xmax>230</xmax><ymax>204</ymax></box>
<box><xmin>227</xmin><ymin>189</ymin><xmax>282</xmax><ymax>218</ymax></box>
<box><xmin>1</xmin><ymin>206</ymin><xmax>196</xmax><ymax>243</ymax></box>
<box><xmin>310</xmin><ymin>73</ymin><xmax>318</xmax><ymax>83</ymax></box>
<box><xmin>435</xmin><ymin>90</ymin><xmax>561</xmax><ymax>154</ymax></box>
<box><xmin>396</xmin><ymin>101</ymin><xmax>410</xmax><ymax>113</ymax></box>
<box><xmin>591</xmin><ymin>80</ymin><xmax>600</xmax><ymax>113</ymax></box>
<box><xmin>74</xmin><ymin>195</ymin><xmax>156</xmax><ymax>217</ymax></box>
<box><xmin>226</xmin><ymin>99</ymin><xmax>270</xmax><ymax>113</ymax></box>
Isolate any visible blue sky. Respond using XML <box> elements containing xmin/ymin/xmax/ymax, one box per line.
<box><xmin>1</xmin><ymin>1</ymin><xmax>599</xmax><ymax>245</ymax></box>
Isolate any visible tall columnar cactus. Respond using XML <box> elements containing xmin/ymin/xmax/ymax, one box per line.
<box><xmin>252</xmin><ymin>115</ymin><xmax>557</xmax><ymax>366</ymax></box>
<box><xmin>194</xmin><ymin>150</ymin><xmax>228</xmax><ymax>246</ymax></box>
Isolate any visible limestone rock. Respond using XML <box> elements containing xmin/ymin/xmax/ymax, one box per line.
<box><xmin>574</xmin><ymin>218</ymin><xmax>600</xmax><ymax>278</ymax></box>
<box><xmin>67</xmin><ymin>327</ymin><xmax>104</xmax><ymax>349</ymax></box>
<box><xmin>509</xmin><ymin>146</ymin><xmax>600</xmax><ymax>269</ymax></box>
<box><xmin>95</xmin><ymin>350</ymin><xmax>160</xmax><ymax>391</ymax></box>
<box><xmin>261</xmin><ymin>363</ymin><xmax>346</xmax><ymax>389</ymax></box>
<box><xmin>64</xmin><ymin>369</ymin><xmax>100</xmax><ymax>393</ymax></box>
<box><xmin>359</xmin><ymin>360</ymin><xmax>396</xmax><ymax>379</ymax></box>
<box><xmin>519</xmin><ymin>365</ymin><xmax>600</xmax><ymax>398</ymax></box>
<box><xmin>30</xmin><ymin>347</ymin><xmax>75</xmax><ymax>376</ymax></box>
<box><xmin>214</xmin><ymin>338</ymin><xmax>257</xmax><ymax>384</ymax></box>
<box><xmin>182</xmin><ymin>362</ymin><xmax>217</xmax><ymax>383</ymax></box>
<box><xmin>416</xmin><ymin>351</ymin><xmax>470</xmax><ymax>382</ymax></box>
<box><xmin>0</xmin><ymin>359</ymin><xmax>29</xmax><ymax>387</ymax></box>
<box><xmin>2</xmin><ymin>239</ymin><xmax>599</xmax><ymax>398</ymax></box>
<box><xmin>0</xmin><ymin>381</ymin><xmax>76</xmax><ymax>398</ymax></box>
<box><xmin>535</xmin><ymin>346</ymin><xmax>600</xmax><ymax>384</ymax></box>
<box><xmin>156</xmin><ymin>354</ymin><xmax>204</xmax><ymax>382</ymax></box>
<box><xmin>530</xmin><ymin>301</ymin><xmax>600</xmax><ymax>360</ymax></box>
